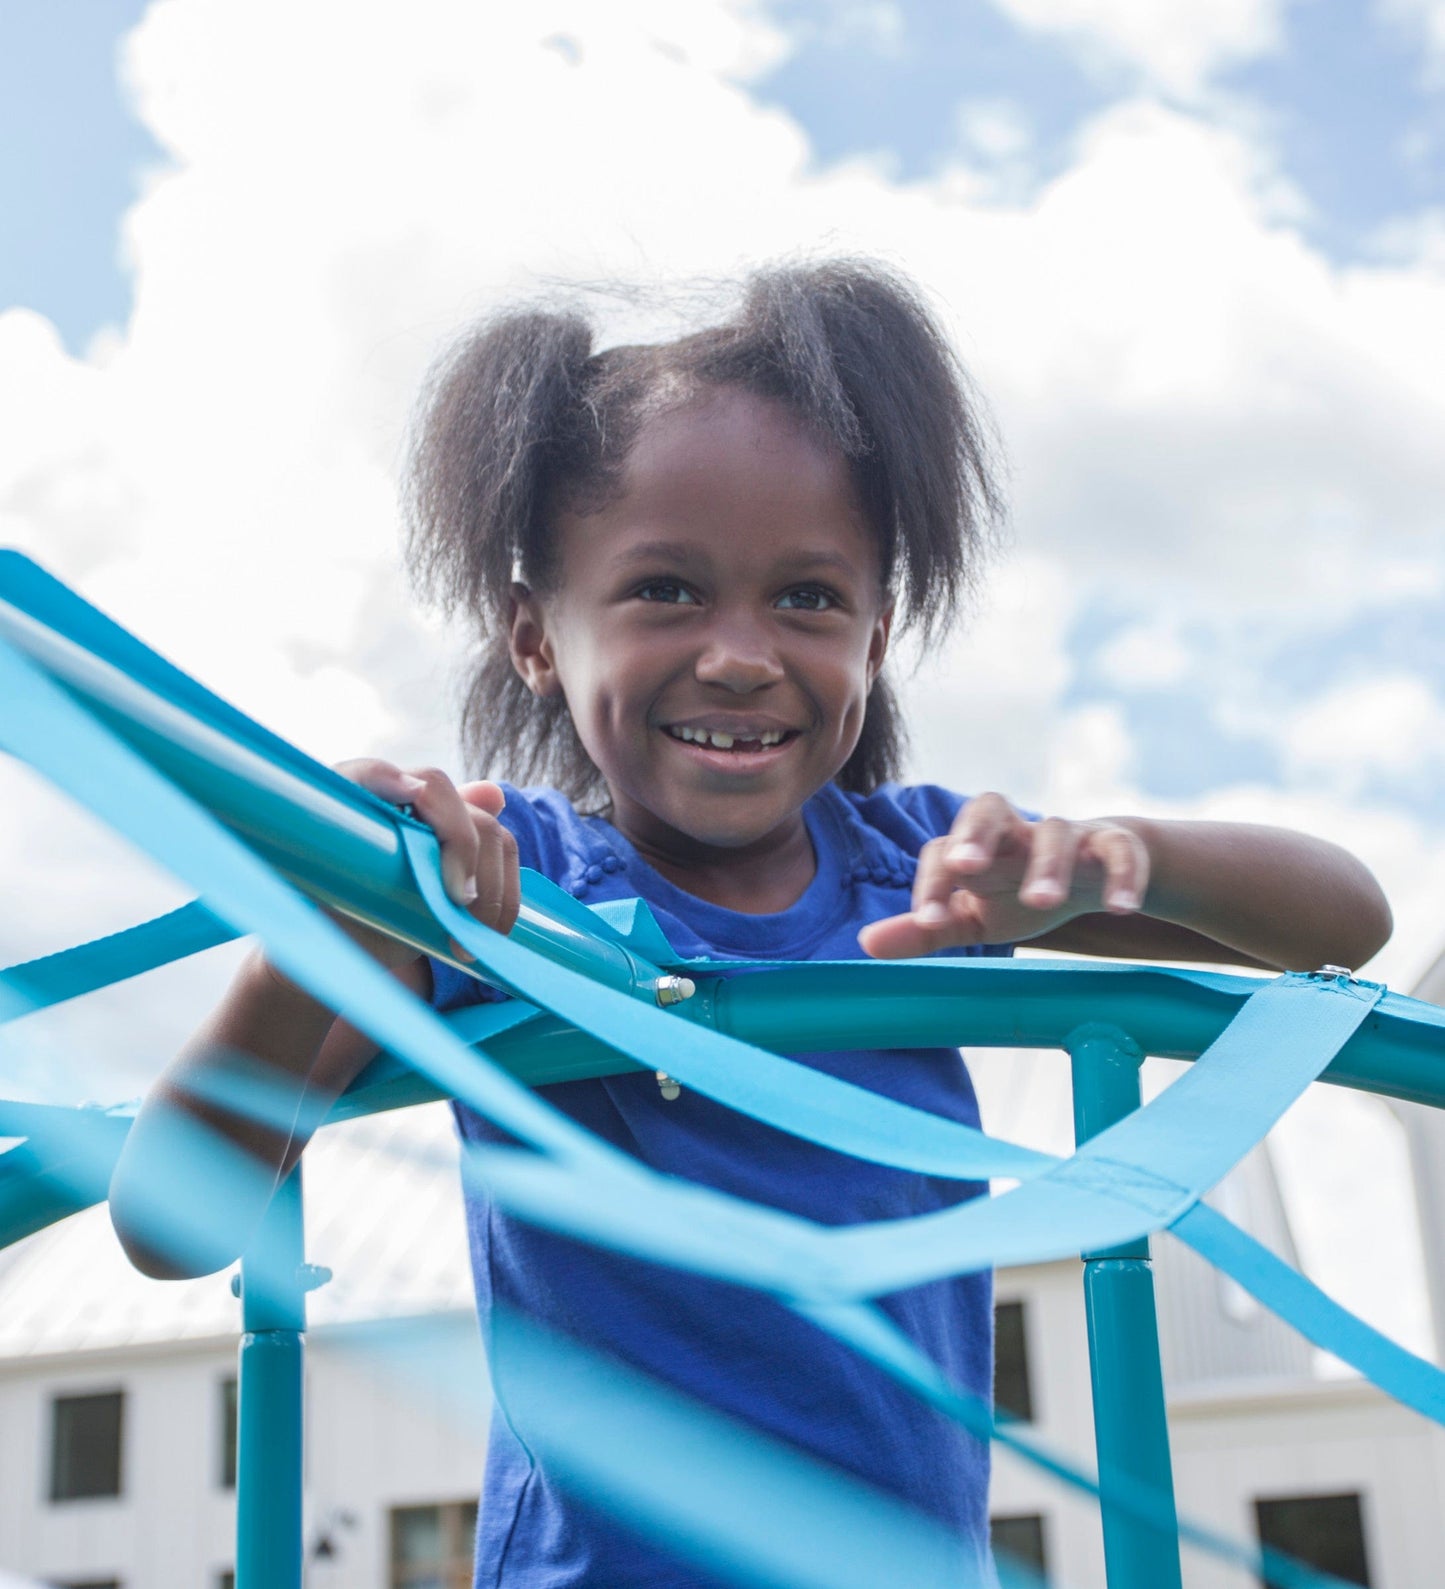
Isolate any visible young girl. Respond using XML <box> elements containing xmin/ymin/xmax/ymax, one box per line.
<box><xmin>112</xmin><ymin>260</ymin><xmax>1392</xmax><ymax>1586</ymax></box>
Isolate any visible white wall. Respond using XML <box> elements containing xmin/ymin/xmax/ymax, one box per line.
<box><xmin>4</xmin><ymin>1273</ymin><xmax>1443</xmax><ymax>1588</ymax></box>
<box><xmin>989</xmin><ymin>1263</ymin><xmax>1445</xmax><ymax>1589</ymax></box>
<box><xmin>0</xmin><ymin>1314</ymin><xmax>487</xmax><ymax>1589</ymax></box>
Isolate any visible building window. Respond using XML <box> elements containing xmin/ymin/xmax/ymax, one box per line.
<box><xmin>220</xmin><ymin>1378</ymin><xmax>238</xmax><ymax>1489</ymax></box>
<box><xmin>49</xmin><ymin>1391</ymin><xmax>124</xmax><ymax>1501</ymax></box>
<box><xmin>390</xmin><ymin>1500</ymin><xmax>479</xmax><ymax>1589</ymax></box>
<box><xmin>53</xmin><ymin>1580</ymin><xmax>121</xmax><ymax>1588</ymax></box>
<box><xmin>994</xmin><ymin>1299</ymin><xmax>1035</xmax><ymax>1423</ymax></box>
<box><xmin>1255</xmin><ymin>1492</ymin><xmax>1371</xmax><ymax>1587</ymax></box>
<box><xmin>991</xmin><ymin>1512</ymin><xmax>1049</xmax><ymax>1580</ymax></box>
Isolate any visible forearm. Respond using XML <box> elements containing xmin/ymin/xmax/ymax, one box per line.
<box><xmin>109</xmin><ymin>950</ymin><xmax>401</xmax><ymax>1278</ymax></box>
<box><xmin>1047</xmin><ymin>819</ymin><xmax>1392</xmax><ymax>973</ymax></box>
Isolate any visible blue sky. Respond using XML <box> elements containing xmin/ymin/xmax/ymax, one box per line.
<box><xmin>758</xmin><ymin>0</ymin><xmax>1445</xmax><ymax>267</ymax></box>
<box><xmin>7</xmin><ymin>1</ymin><xmax>1444</xmax><ymax>352</ymax></box>
<box><xmin>1</xmin><ymin>0</ymin><xmax>1442</xmax><ymax>861</ymax></box>
<box><xmin>2</xmin><ymin>0</ymin><xmax>1443</xmax><ymax>1371</ymax></box>
<box><xmin>0</xmin><ymin>0</ymin><xmax>163</xmax><ymax>352</ymax></box>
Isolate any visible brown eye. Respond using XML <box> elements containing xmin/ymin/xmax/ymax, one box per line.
<box><xmin>636</xmin><ymin>581</ymin><xmax>698</xmax><ymax>605</ymax></box>
<box><xmin>777</xmin><ymin>587</ymin><xmax>836</xmax><ymax>611</ymax></box>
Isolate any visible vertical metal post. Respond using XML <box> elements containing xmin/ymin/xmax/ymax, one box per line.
<box><xmin>235</xmin><ymin>1167</ymin><xmax>307</xmax><ymax>1589</ymax></box>
<box><xmin>1068</xmin><ymin>1024</ymin><xmax>1183</xmax><ymax>1589</ymax></box>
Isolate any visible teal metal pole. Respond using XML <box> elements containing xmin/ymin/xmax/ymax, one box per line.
<box><xmin>1068</xmin><ymin>1024</ymin><xmax>1182</xmax><ymax>1589</ymax></box>
<box><xmin>235</xmin><ymin>1167</ymin><xmax>322</xmax><ymax>1589</ymax></box>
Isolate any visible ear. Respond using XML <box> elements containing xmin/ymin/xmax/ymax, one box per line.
<box><xmin>508</xmin><ymin>583</ymin><xmax>564</xmax><ymax>698</ymax></box>
<box><xmin>866</xmin><ymin>598</ymin><xmax>894</xmax><ymax>690</ymax></box>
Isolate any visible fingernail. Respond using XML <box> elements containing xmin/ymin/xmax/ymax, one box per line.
<box><xmin>1109</xmin><ymin>890</ymin><xmax>1140</xmax><ymax>910</ymax></box>
<box><xmin>398</xmin><ymin>775</ymin><xmax>427</xmax><ymax>795</ymax></box>
<box><xmin>915</xmin><ymin>901</ymin><xmax>951</xmax><ymax>926</ymax></box>
<box><xmin>1024</xmin><ymin>881</ymin><xmax>1063</xmax><ymax>904</ymax></box>
<box><xmin>463</xmin><ymin>877</ymin><xmax>479</xmax><ymax>904</ymax></box>
<box><xmin>949</xmin><ymin>843</ymin><xmax>986</xmax><ymax>865</ymax></box>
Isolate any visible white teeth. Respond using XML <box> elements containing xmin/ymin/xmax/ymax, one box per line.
<box><xmin>668</xmin><ymin>726</ymin><xmax>789</xmax><ymax>748</ymax></box>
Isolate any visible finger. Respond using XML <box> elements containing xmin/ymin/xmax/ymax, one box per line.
<box><xmin>942</xmin><ymin>792</ymin><xmax>1020</xmax><ymax>876</ymax></box>
<box><xmin>460</xmin><ymin>780</ymin><xmax>507</xmax><ymax>819</ymax></box>
<box><xmin>1088</xmin><ymin>826</ymin><xmax>1148</xmax><ymax>913</ymax></box>
<box><xmin>497</xmin><ymin>826</ymin><xmax>521</xmax><ymax>935</ymax></box>
<box><xmin>468</xmin><ymin>814</ymin><xmax>518</xmax><ymax>934</ymax></box>
<box><xmin>1018</xmin><ymin>817</ymin><xmax>1078</xmax><ymax>909</ymax></box>
<box><xmin>401</xmin><ymin>768</ymin><xmax>481</xmax><ymax>908</ymax></box>
<box><xmin>860</xmin><ymin>898</ymin><xmax>987</xmax><ymax>960</ymax></box>
<box><xmin>910</xmin><ymin>836</ymin><xmax>960</xmax><ymax>925</ymax></box>
<box><xmin>334</xmin><ymin>757</ymin><xmax>428</xmax><ymax>807</ymax></box>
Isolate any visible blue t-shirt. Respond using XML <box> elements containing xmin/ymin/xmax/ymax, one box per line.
<box><xmin>429</xmin><ymin>780</ymin><xmax>1011</xmax><ymax>1588</ymax></box>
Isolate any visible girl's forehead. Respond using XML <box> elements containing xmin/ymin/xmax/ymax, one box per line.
<box><xmin>555</xmin><ymin>387</ymin><xmax>885</xmax><ymax>591</ymax></box>
<box><xmin>621</xmin><ymin>386</ymin><xmax>863</xmax><ymax>517</ymax></box>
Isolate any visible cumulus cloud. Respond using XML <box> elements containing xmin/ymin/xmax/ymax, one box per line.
<box><xmin>1280</xmin><ymin>674</ymin><xmax>1445</xmax><ymax>797</ymax></box>
<box><xmin>3</xmin><ymin>0</ymin><xmax>1445</xmax><ymax>1349</ymax></box>
<box><xmin>988</xmin><ymin>0</ymin><xmax>1289</xmax><ymax>97</ymax></box>
<box><xmin>1384</xmin><ymin>0</ymin><xmax>1445</xmax><ymax>78</ymax></box>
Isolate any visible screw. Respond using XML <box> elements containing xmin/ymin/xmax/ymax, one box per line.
<box><xmin>654</xmin><ymin>975</ymin><xmax>696</xmax><ymax>1007</ymax></box>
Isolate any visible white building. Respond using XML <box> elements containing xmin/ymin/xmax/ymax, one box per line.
<box><xmin>4</xmin><ymin>968</ymin><xmax>1445</xmax><ymax>1588</ymax></box>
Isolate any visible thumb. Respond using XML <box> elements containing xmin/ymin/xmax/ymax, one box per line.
<box><xmin>459</xmin><ymin>780</ymin><xmax>507</xmax><ymax>817</ymax></box>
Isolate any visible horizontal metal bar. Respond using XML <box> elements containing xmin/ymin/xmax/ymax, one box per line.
<box><xmin>0</xmin><ymin>588</ymin><xmax>662</xmax><ymax>1001</ymax></box>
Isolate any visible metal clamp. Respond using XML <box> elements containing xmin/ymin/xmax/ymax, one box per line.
<box><xmin>1314</xmin><ymin>964</ymin><xmax>1357</xmax><ymax>983</ymax></box>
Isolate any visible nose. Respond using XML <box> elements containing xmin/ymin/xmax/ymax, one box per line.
<box><xmin>693</xmin><ymin>610</ymin><xmax>785</xmax><ymax>693</ymax></box>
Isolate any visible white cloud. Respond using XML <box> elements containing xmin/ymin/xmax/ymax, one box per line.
<box><xmin>1093</xmin><ymin>617</ymin><xmax>1194</xmax><ymax>688</ymax></box>
<box><xmin>988</xmin><ymin>0</ymin><xmax>1288</xmax><ymax>97</ymax></box>
<box><xmin>1381</xmin><ymin>0</ymin><xmax>1445</xmax><ymax>81</ymax></box>
<box><xmin>955</xmin><ymin>97</ymin><xmax>1034</xmax><ymax>163</ymax></box>
<box><xmin>3</xmin><ymin>0</ymin><xmax>1445</xmax><ymax>1352</ymax></box>
<box><xmin>1281</xmin><ymin>674</ymin><xmax>1445</xmax><ymax>795</ymax></box>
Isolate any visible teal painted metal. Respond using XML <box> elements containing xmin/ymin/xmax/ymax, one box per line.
<box><xmin>1069</xmin><ymin>1025</ymin><xmax>1182</xmax><ymax>1589</ymax></box>
<box><xmin>236</xmin><ymin>1169</ymin><xmax>308</xmax><ymax>1589</ymax></box>
<box><xmin>8</xmin><ymin>552</ymin><xmax>1445</xmax><ymax>1589</ymax></box>
<box><xmin>0</xmin><ymin>567</ymin><xmax>667</xmax><ymax>1003</ymax></box>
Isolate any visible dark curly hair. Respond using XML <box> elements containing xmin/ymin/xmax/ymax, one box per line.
<box><xmin>402</xmin><ymin>259</ymin><xmax>1005</xmax><ymax>807</ymax></box>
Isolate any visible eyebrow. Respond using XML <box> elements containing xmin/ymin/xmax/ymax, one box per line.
<box><xmin>612</xmin><ymin>540</ymin><xmax>863</xmax><ymax>577</ymax></box>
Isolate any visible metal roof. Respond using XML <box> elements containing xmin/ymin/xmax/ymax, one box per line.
<box><xmin>0</xmin><ymin>1102</ymin><xmax>472</xmax><ymax>1360</ymax></box>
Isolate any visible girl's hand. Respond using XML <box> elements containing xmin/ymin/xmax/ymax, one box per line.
<box><xmin>328</xmin><ymin>760</ymin><xmax>521</xmax><ymax>967</ymax></box>
<box><xmin>857</xmin><ymin>792</ymin><xmax>1149</xmax><ymax>959</ymax></box>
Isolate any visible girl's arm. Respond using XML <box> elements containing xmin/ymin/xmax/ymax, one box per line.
<box><xmin>857</xmin><ymin>794</ymin><xmax>1392</xmax><ymax>973</ymax></box>
<box><xmin>109</xmin><ymin>767</ymin><xmax>519</xmax><ymax>1279</ymax></box>
<box><xmin>109</xmin><ymin>949</ymin><xmax>421</xmax><ymax>1280</ymax></box>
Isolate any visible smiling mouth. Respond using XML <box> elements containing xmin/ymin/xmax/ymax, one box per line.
<box><xmin>663</xmin><ymin>725</ymin><xmax>799</xmax><ymax>753</ymax></box>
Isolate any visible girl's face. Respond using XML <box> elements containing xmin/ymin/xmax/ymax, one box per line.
<box><xmin>509</xmin><ymin>386</ymin><xmax>892</xmax><ymax>888</ymax></box>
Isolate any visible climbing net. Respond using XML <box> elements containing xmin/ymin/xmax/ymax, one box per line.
<box><xmin>3</xmin><ymin>548</ymin><xmax>1444</xmax><ymax>1589</ymax></box>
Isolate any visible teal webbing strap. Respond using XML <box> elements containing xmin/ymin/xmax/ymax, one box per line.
<box><xmin>0</xmin><ymin>617</ymin><xmax>1389</xmax><ymax>1300</ymax></box>
<box><xmin>0</xmin><ymin>589</ymin><xmax>1430</xmax><ymax>1589</ymax></box>
<box><xmin>402</xmin><ymin>825</ymin><xmax>1056</xmax><ymax>1181</ymax></box>
<box><xmin>0</xmin><ymin>549</ymin><xmax>412</xmax><ymax>835</ymax></box>
<box><xmin>0</xmin><ymin>632</ymin><xmax>617</xmax><ymax>1166</ymax></box>
<box><xmin>0</xmin><ymin>902</ymin><xmax>237</xmax><ymax>1021</ymax></box>
<box><xmin>486</xmin><ymin>1306</ymin><xmax>992</xmax><ymax>1589</ymax></box>
<box><xmin>795</xmin><ymin>1298</ymin><xmax>1355</xmax><ymax>1589</ymax></box>
<box><xmin>1173</xmin><ymin>1202</ymin><xmax>1445</xmax><ymax>1423</ymax></box>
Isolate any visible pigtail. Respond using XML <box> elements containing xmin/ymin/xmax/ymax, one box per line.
<box><xmin>720</xmin><ymin>261</ymin><xmax>1006</xmax><ymax>647</ymax></box>
<box><xmin>403</xmin><ymin>310</ymin><xmax>606</xmax><ymax>800</ymax></box>
<box><xmin>691</xmin><ymin>260</ymin><xmax>1005</xmax><ymax>789</ymax></box>
<box><xmin>404</xmin><ymin>310</ymin><xmax>595</xmax><ymax>614</ymax></box>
